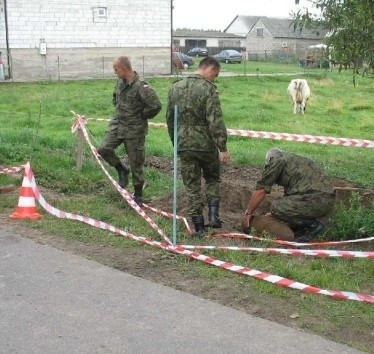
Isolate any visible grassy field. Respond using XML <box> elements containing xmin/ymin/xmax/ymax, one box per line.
<box><xmin>0</xmin><ymin>64</ymin><xmax>373</xmax><ymax>351</ymax></box>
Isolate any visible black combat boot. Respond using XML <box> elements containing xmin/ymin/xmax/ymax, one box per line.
<box><xmin>191</xmin><ymin>215</ymin><xmax>205</xmax><ymax>237</ymax></box>
<box><xmin>133</xmin><ymin>185</ymin><xmax>143</xmax><ymax>206</ymax></box>
<box><xmin>294</xmin><ymin>219</ymin><xmax>325</xmax><ymax>243</ymax></box>
<box><xmin>208</xmin><ymin>198</ymin><xmax>222</xmax><ymax>228</ymax></box>
<box><xmin>115</xmin><ymin>162</ymin><xmax>130</xmax><ymax>188</ymax></box>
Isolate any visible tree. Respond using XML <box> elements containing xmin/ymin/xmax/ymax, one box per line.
<box><xmin>294</xmin><ymin>0</ymin><xmax>373</xmax><ymax>83</ymax></box>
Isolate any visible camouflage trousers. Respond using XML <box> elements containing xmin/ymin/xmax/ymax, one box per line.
<box><xmin>179</xmin><ymin>150</ymin><xmax>221</xmax><ymax>216</ymax></box>
<box><xmin>270</xmin><ymin>192</ymin><xmax>335</xmax><ymax>227</ymax></box>
<box><xmin>98</xmin><ymin>130</ymin><xmax>145</xmax><ymax>190</ymax></box>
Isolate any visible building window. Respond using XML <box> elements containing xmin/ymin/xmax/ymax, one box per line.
<box><xmin>93</xmin><ymin>6</ymin><xmax>107</xmax><ymax>22</ymax></box>
<box><xmin>256</xmin><ymin>28</ymin><xmax>264</xmax><ymax>37</ymax></box>
<box><xmin>93</xmin><ymin>6</ymin><xmax>107</xmax><ymax>18</ymax></box>
<box><xmin>97</xmin><ymin>7</ymin><xmax>107</xmax><ymax>17</ymax></box>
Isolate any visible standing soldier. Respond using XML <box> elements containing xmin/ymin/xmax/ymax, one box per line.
<box><xmin>242</xmin><ymin>148</ymin><xmax>335</xmax><ymax>242</ymax></box>
<box><xmin>166</xmin><ymin>57</ymin><xmax>230</xmax><ymax>236</ymax></box>
<box><xmin>98</xmin><ymin>56</ymin><xmax>162</xmax><ymax>206</ymax></box>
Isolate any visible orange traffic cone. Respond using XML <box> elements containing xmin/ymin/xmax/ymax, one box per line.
<box><xmin>9</xmin><ymin>170</ymin><xmax>42</xmax><ymax>220</ymax></box>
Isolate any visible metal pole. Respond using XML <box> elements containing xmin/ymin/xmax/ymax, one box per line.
<box><xmin>3</xmin><ymin>0</ymin><xmax>12</xmax><ymax>79</ymax></box>
<box><xmin>172</xmin><ymin>104</ymin><xmax>178</xmax><ymax>245</ymax></box>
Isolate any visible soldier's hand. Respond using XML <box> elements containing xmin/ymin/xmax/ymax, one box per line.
<box><xmin>242</xmin><ymin>212</ymin><xmax>253</xmax><ymax>233</ymax></box>
<box><xmin>220</xmin><ymin>151</ymin><xmax>230</xmax><ymax>163</ymax></box>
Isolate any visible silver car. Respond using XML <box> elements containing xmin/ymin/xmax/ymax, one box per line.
<box><xmin>214</xmin><ymin>50</ymin><xmax>242</xmax><ymax>64</ymax></box>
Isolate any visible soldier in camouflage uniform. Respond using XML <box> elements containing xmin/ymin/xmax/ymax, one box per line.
<box><xmin>166</xmin><ymin>57</ymin><xmax>230</xmax><ymax>236</ymax></box>
<box><xmin>98</xmin><ymin>56</ymin><xmax>162</xmax><ymax>206</ymax></box>
<box><xmin>242</xmin><ymin>148</ymin><xmax>335</xmax><ymax>242</ymax></box>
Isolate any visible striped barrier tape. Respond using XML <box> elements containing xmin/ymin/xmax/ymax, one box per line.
<box><xmin>22</xmin><ymin>163</ymin><xmax>374</xmax><ymax>303</ymax></box>
<box><xmin>80</xmin><ymin>118</ymin><xmax>374</xmax><ymax>149</ymax></box>
<box><xmin>71</xmin><ymin>112</ymin><xmax>193</xmax><ymax>236</ymax></box>
<box><xmin>212</xmin><ymin>232</ymin><xmax>374</xmax><ymax>247</ymax></box>
<box><xmin>72</xmin><ymin>113</ymin><xmax>176</xmax><ymax>245</ymax></box>
<box><xmin>71</xmin><ymin>113</ymin><xmax>374</xmax><ymax>247</ymax></box>
<box><xmin>0</xmin><ymin>165</ymin><xmax>24</xmax><ymax>174</ymax></box>
<box><xmin>181</xmin><ymin>244</ymin><xmax>374</xmax><ymax>259</ymax></box>
<box><xmin>142</xmin><ymin>203</ymin><xmax>193</xmax><ymax>235</ymax></box>
<box><xmin>146</xmin><ymin>122</ymin><xmax>374</xmax><ymax>148</ymax></box>
<box><xmin>72</xmin><ymin>114</ymin><xmax>172</xmax><ymax>245</ymax></box>
<box><xmin>226</xmin><ymin>129</ymin><xmax>374</xmax><ymax>148</ymax></box>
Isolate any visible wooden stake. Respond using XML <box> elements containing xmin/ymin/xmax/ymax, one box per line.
<box><xmin>76</xmin><ymin>128</ymin><xmax>84</xmax><ymax>170</ymax></box>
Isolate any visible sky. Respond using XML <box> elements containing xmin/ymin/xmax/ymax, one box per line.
<box><xmin>172</xmin><ymin>0</ymin><xmax>311</xmax><ymax>31</ymax></box>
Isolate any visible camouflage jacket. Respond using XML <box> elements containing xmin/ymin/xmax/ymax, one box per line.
<box><xmin>256</xmin><ymin>152</ymin><xmax>334</xmax><ymax>196</ymax></box>
<box><xmin>166</xmin><ymin>74</ymin><xmax>228</xmax><ymax>152</ymax></box>
<box><xmin>109</xmin><ymin>72</ymin><xmax>162</xmax><ymax>139</ymax></box>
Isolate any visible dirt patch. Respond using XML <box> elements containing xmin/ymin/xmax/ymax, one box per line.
<box><xmin>144</xmin><ymin>156</ymin><xmax>286</xmax><ymax>233</ymax></box>
<box><xmin>144</xmin><ymin>156</ymin><xmax>372</xmax><ymax>233</ymax></box>
<box><xmin>1</xmin><ymin>156</ymin><xmax>373</xmax><ymax>351</ymax></box>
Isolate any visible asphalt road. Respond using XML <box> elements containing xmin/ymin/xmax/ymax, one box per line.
<box><xmin>0</xmin><ymin>229</ymin><xmax>362</xmax><ymax>353</ymax></box>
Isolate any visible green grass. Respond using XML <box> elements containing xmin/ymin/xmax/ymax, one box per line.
<box><xmin>0</xmin><ymin>63</ymin><xmax>373</xmax><ymax>351</ymax></box>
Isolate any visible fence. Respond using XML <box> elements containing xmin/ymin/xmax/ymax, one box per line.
<box><xmin>0</xmin><ymin>50</ymin><xmax>171</xmax><ymax>82</ymax></box>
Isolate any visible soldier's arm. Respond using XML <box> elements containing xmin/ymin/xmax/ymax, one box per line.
<box><xmin>139</xmin><ymin>83</ymin><xmax>162</xmax><ymax>119</ymax></box>
<box><xmin>165</xmin><ymin>90</ymin><xmax>175</xmax><ymax>144</ymax></box>
<box><xmin>206</xmin><ymin>87</ymin><xmax>228</xmax><ymax>152</ymax></box>
<box><xmin>242</xmin><ymin>188</ymin><xmax>267</xmax><ymax>229</ymax></box>
<box><xmin>112</xmin><ymin>80</ymin><xmax>120</xmax><ymax>106</ymax></box>
<box><xmin>243</xmin><ymin>162</ymin><xmax>280</xmax><ymax>229</ymax></box>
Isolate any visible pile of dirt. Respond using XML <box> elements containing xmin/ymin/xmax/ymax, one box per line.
<box><xmin>145</xmin><ymin>156</ymin><xmax>373</xmax><ymax>234</ymax></box>
<box><xmin>145</xmin><ymin>156</ymin><xmax>285</xmax><ymax>233</ymax></box>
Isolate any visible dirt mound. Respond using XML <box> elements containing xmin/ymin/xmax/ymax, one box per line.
<box><xmin>145</xmin><ymin>156</ymin><xmax>351</xmax><ymax>234</ymax></box>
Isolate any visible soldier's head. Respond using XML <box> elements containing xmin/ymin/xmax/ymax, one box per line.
<box><xmin>196</xmin><ymin>57</ymin><xmax>221</xmax><ymax>82</ymax></box>
<box><xmin>113</xmin><ymin>56</ymin><xmax>133</xmax><ymax>80</ymax></box>
<box><xmin>265</xmin><ymin>148</ymin><xmax>282</xmax><ymax>165</ymax></box>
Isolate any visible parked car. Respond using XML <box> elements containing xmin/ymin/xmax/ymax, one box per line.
<box><xmin>187</xmin><ymin>47</ymin><xmax>208</xmax><ymax>57</ymax></box>
<box><xmin>172</xmin><ymin>52</ymin><xmax>195</xmax><ymax>70</ymax></box>
<box><xmin>214</xmin><ymin>50</ymin><xmax>242</xmax><ymax>63</ymax></box>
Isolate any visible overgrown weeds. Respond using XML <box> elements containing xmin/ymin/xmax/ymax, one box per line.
<box><xmin>327</xmin><ymin>193</ymin><xmax>374</xmax><ymax>240</ymax></box>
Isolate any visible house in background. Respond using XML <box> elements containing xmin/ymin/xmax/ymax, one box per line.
<box><xmin>0</xmin><ymin>0</ymin><xmax>172</xmax><ymax>81</ymax></box>
<box><xmin>173</xmin><ymin>30</ymin><xmax>245</xmax><ymax>56</ymax></box>
<box><xmin>225</xmin><ymin>15</ymin><xmax>327</xmax><ymax>61</ymax></box>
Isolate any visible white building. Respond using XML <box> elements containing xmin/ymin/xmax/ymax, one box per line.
<box><xmin>0</xmin><ymin>0</ymin><xmax>172</xmax><ymax>81</ymax></box>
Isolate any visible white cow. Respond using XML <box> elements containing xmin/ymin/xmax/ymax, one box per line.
<box><xmin>287</xmin><ymin>79</ymin><xmax>311</xmax><ymax>114</ymax></box>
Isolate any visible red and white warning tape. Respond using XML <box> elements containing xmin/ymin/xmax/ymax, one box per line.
<box><xmin>72</xmin><ymin>114</ymin><xmax>173</xmax><ymax>246</ymax></box>
<box><xmin>212</xmin><ymin>232</ymin><xmax>374</xmax><ymax>247</ymax></box>
<box><xmin>71</xmin><ymin>112</ymin><xmax>193</xmax><ymax>237</ymax></box>
<box><xmin>181</xmin><ymin>244</ymin><xmax>374</xmax><ymax>259</ymax></box>
<box><xmin>72</xmin><ymin>113</ymin><xmax>374</xmax><ymax>247</ymax></box>
<box><xmin>0</xmin><ymin>165</ymin><xmax>24</xmax><ymax>174</ymax></box>
<box><xmin>5</xmin><ymin>113</ymin><xmax>368</xmax><ymax>302</ymax></box>
<box><xmin>226</xmin><ymin>129</ymin><xmax>374</xmax><ymax>148</ymax></box>
<box><xmin>78</xmin><ymin>118</ymin><xmax>374</xmax><ymax>149</ymax></box>
<box><xmin>142</xmin><ymin>203</ymin><xmax>193</xmax><ymax>235</ymax></box>
<box><xmin>22</xmin><ymin>163</ymin><xmax>374</xmax><ymax>303</ymax></box>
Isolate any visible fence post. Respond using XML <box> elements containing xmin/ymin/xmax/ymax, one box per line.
<box><xmin>102</xmin><ymin>56</ymin><xmax>105</xmax><ymax>77</ymax></box>
<box><xmin>76</xmin><ymin>127</ymin><xmax>84</xmax><ymax>170</ymax></box>
<box><xmin>57</xmin><ymin>56</ymin><xmax>60</xmax><ymax>81</ymax></box>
